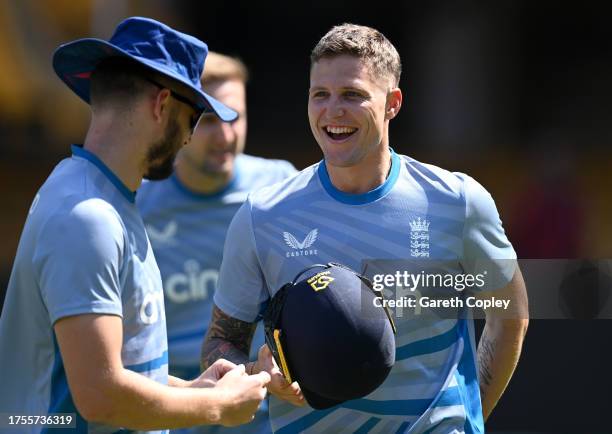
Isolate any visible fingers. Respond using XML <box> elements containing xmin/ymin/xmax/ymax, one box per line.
<box><xmin>267</xmin><ymin>374</ymin><xmax>306</xmax><ymax>407</ymax></box>
<box><xmin>252</xmin><ymin>370</ymin><xmax>271</xmax><ymax>386</ymax></box>
<box><xmin>260</xmin><ymin>344</ymin><xmax>277</xmax><ymax>365</ymax></box>
<box><xmin>260</xmin><ymin>344</ymin><xmax>272</xmax><ymax>357</ymax></box>
<box><xmin>257</xmin><ymin>343</ymin><xmax>267</xmax><ymax>356</ymax></box>
<box><xmin>215</xmin><ymin>363</ymin><xmax>271</xmax><ymax>427</ymax></box>
<box><xmin>212</xmin><ymin>358</ymin><xmax>238</xmax><ymax>370</ymax></box>
<box><xmin>211</xmin><ymin>358</ymin><xmax>238</xmax><ymax>376</ymax></box>
<box><xmin>285</xmin><ymin>381</ymin><xmax>305</xmax><ymax>402</ymax></box>
<box><xmin>222</xmin><ymin>363</ymin><xmax>247</xmax><ymax>380</ymax></box>
<box><xmin>274</xmin><ymin>386</ymin><xmax>305</xmax><ymax>407</ymax></box>
<box><xmin>291</xmin><ymin>382</ymin><xmax>306</xmax><ymax>406</ymax></box>
<box><xmin>288</xmin><ymin>381</ymin><xmax>302</xmax><ymax>395</ymax></box>
<box><xmin>269</xmin><ymin>368</ymin><xmax>291</xmax><ymax>387</ymax></box>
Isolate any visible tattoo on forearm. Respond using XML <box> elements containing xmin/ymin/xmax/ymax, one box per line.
<box><xmin>477</xmin><ymin>333</ymin><xmax>496</xmax><ymax>398</ymax></box>
<box><xmin>200</xmin><ymin>305</ymin><xmax>256</xmax><ymax>371</ymax></box>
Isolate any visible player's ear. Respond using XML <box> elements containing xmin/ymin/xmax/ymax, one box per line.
<box><xmin>385</xmin><ymin>88</ymin><xmax>402</xmax><ymax>120</ymax></box>
<box><xmin>151</xmin><ymin>87</ymin><xmax>172</xmax><ymax>124</ymax></box>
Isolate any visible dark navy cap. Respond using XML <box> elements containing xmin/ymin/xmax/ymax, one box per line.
<box><xmin>264</xmin><ymin>263</ymin><xmax>396</xmax><ymax>410</ymax></box>
<box><xmin>52</xmin><ymin>16</ymin><xmax>237</xmax><ymax>122</ymax></box>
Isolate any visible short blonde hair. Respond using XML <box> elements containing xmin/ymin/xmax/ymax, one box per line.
<box><xmin>311</xmin><ymin>23</ymin><xmax>401</xmax><ymax>87</ymax></box>
<box><xmin>201</xmin><ymin>52</ymin><xmax>249</xmax><ymax>86</ymax></box>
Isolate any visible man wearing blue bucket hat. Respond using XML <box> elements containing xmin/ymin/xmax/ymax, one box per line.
<box><xmin>0</xmin><ymin>17</ymin><xmax>270</xmax><ymax>433</ymax></box>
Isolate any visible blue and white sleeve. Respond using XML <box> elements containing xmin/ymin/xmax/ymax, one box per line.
<box><xmin>459</xmin><ymin>174</ymin><xmax>517</xmax><ymax>292</ymax></box>
<box><xmin>33</xmin><ymin>199</ymin><xmax>124</xmax><ymax>324</ymax></box>
<box><xmin>214</xmin><ymin>199</ymin><xmax>269</xmax><ymax>322</ymax></box>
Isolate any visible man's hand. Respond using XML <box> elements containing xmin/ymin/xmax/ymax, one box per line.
<box><xmin>214</xmin><ymin>364</ymin><xmax>271</xmax><ymax>426</ymax></box>
<box><xmin>190</xmin><ymin>359</ymin><xmax>238</xmax><ymax>388</ymax></box>
<box><xmin>252</xmin><ymin>344</ymin><xmax>305</xmax><ymax>407</ymax></box>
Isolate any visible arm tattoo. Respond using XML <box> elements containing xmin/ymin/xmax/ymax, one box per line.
<box><xmin>477</xmin><ymin>332</ymin><xmax>496</xmax><ymax>399</ymax></box>
<box><xmin>200</xmin><ymin>305</ymin><xmax>257</xmax><ymax>371</ymax></box>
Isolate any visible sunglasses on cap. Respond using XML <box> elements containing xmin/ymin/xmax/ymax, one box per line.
<box><xmin>263</xmin><ymin>262</ymin><xmax>397</xmax><ymax>383</ymax></box>
<box><xmin>144</xmin><ymin>77</ymin><xmax>203</xmax><ymax>133</ymax></box>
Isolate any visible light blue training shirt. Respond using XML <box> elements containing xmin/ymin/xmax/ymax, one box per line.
<box><xmin>214</xmin><ymin>149</ymin><xmax>516</xmax><ymax>434</ymax></box>
<box><xmin>0</xmin><ymin>145</ymin><xmax>168</xmax><ymax>434</ymax></box>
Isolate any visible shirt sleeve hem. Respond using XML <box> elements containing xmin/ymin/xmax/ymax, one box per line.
<box><xmin>50</xmin><ymin>302</ymin><xmax>123</xmax><ymax>325</ymax></box>
<box><xmin>213</xmin><ymin>294</ymin><xmax>258</xmax><ymax>323</ymax></box>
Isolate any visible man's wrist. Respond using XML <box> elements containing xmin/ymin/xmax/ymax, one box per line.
<box><xmin>168</xmin><ymin>375</ymin><xmax>193</xmax><ymax>388</ymax></box>
<box><xmin>246</xmin><ymin>361</ymin><xmax>259</xmax><ymax>375</ymax></box>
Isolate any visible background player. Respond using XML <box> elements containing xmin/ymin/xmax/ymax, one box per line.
<box><xmin>137</xmin><ymin>52</ymin><xmax>296</xmax><ymax>433</ymax></box>
<box><xmin>0</xmin><ymin>18</ymin><xmax>270</xmax><ymax>433</ymax></box>
<box><xmin>202</xmin><ymin>23</ymin><xmax>529</xmax><ymax>433</ymax></box>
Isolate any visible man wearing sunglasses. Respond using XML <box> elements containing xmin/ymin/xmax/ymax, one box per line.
<box><xmin>138</xmin><ymin>52</ymin><xmax>296</xmax><ymax>434</ymax></box>
<box><xmin>0</xmin><ymin>17</ymin><xmax>270</xmax><ymax>433</ymax></box>
<box><xmin>202</xmin><ymin>24</ymin><xmax>529</xmax><ymax>433</ymax></box>
<box><xmin>145</xmin><ymin>76</ymin><xmax>204</xmax><ymax>135</ymax></box>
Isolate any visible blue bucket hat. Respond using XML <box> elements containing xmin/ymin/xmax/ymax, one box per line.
<box><xmin>52</xmin><ymin>16</ymin><xmax>237</xmax><ymax>122</ymax></box>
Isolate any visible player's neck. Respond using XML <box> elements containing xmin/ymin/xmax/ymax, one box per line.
<box><xmin>174</xmin><ymin>159</ymin><xmax>233</xmax><ymax>195</ymax></box>
<box><xmin>83</xmin><ymin>114</ymin><xmax>147</xmax><ymax>192</ymax></box>
<box><xmin>326</xmin><ymin>145</ymin><xmax>392</xmax><ymax>195</ymax></box>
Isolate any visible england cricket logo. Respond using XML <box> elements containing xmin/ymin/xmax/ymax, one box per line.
<box><xmin>410</xmin><ymin>217</ymin><xmax>430</xmax><ymax>257</ymax></box>
<box><xmin>283</xmin><ymin>228</ymin><xmax>319</xmax><ymax>258</ymax></box>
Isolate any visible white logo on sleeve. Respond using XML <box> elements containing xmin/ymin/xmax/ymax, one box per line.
<box><xmin>284</xmin><ymin>229</ymin><xmax>319</xmax><ymax>258</ymax></box>
<box><xmin>164</xmin><ymin>260</ymin><xmax>219</xmax><ymax>304</ymax></box>
<box><xmin>146</xmin><ymin>221</ymin><xmax>178</xmax><ymax>245</ymax></box>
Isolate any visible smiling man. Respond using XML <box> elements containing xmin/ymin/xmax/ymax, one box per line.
<box><xmin>202</xmin><ymin>24</ymin><xmax>529</xmax><ymax>433</ymax></box>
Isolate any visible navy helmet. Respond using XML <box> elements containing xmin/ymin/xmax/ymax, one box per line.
<box><xmin>264</xmin><ymin>262</ymin><xmax>396</xmax><ymax>409</ymax></box>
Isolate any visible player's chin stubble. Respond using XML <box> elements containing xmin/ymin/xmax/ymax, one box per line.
<box><xmin>144</xmin><ymin>115</ymin><xmax>183</xmax><ymax>181</ymax></box>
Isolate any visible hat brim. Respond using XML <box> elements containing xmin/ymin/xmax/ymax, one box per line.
<box><xmin>300</xmin><ymin>383</ymin><xmax>344</xmax><ymax>410</ymax></box>
<box><xmin>52</xmin><ymin>38</ymin><xmax>238</xmax><ymax>122</ymax></box>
